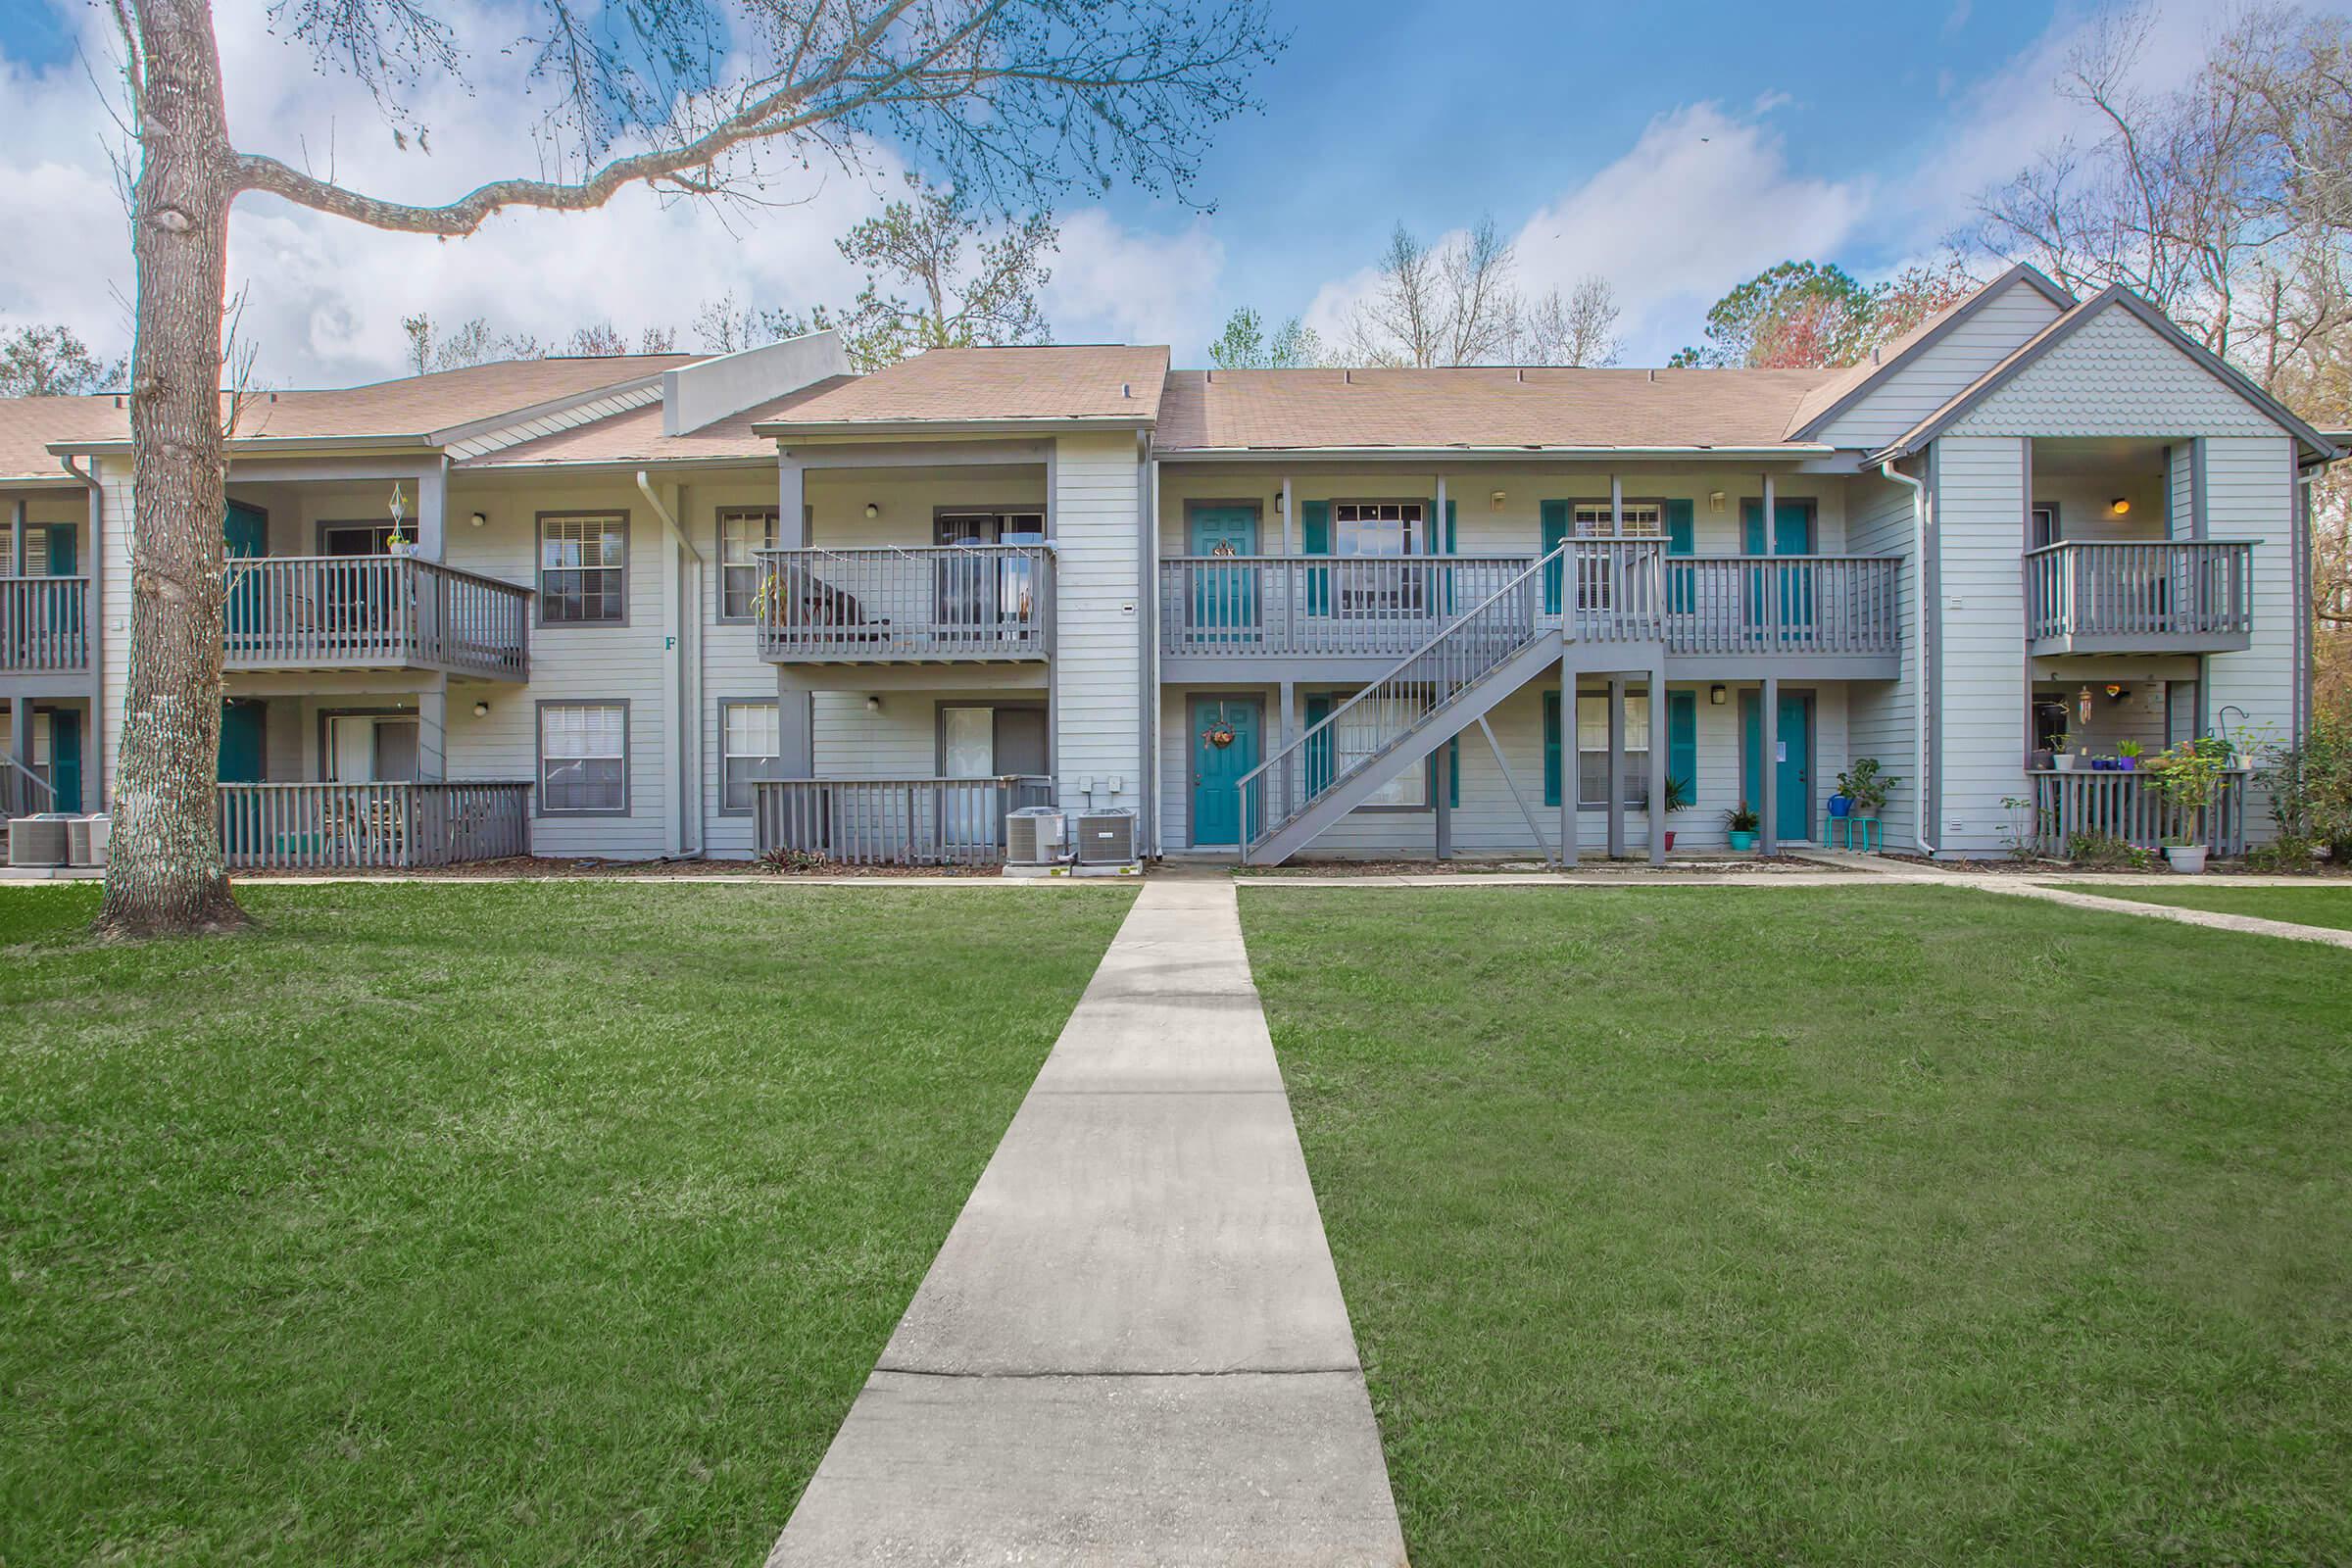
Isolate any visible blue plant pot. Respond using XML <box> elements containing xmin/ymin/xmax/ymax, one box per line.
<box><xmin>1827</xmin><ymin>795</ymin><xmax>1852</xmax><ymax>818</ymax></box>
<box><xmin>1728</xmin><ymin>830</ymin><xmax>1759</xmax><ymax>853</ymax></box>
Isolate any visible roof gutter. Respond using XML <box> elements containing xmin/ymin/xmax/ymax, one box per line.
<box><xmin>633</xmin><ymin>469</ymin><xmax>701</xmax><ymax>564</ymax></box>
<box><xmin>59</xmin><ymin>452</ymin><xmax>106</xmax><ymax>810</ymax></box>
<box><xmin>1881</xmin><ymin>459</ymin><xmax>1935</xmax><ymax>858</ymax></box>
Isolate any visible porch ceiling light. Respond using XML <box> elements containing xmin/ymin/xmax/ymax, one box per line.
<box><xmin>1709</xmin><ymin>684</ymin><xmax>1728</xmax><ymax>706</ymax></box>
<box><xmin>472</xmin><ymin>701</ymin><xmax>490</xmax><ymax>717</ymax></box>
<box><xmin>865</xmin><ymin>695</ymin><xmax>881</xmax><ymax>712</ymax></box>
<box><xmin>864</xmin><ymin>502</ymin><xmax>880</xmax><ymax>519</ymax></box>
<box><xmin>469</xmin><ymin>512</ymin><xmax>487</xmax><ymax>528</ymax></box>
<box><xmin>2109</xmin><ymin>497</ymin><xmax>2131</xmax><ymax>515</ymax></box>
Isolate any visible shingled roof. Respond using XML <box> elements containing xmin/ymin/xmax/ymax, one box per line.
<box><xmin>754</xmin><ymin>346</ymin><xmax>1169</xmax><ymax>433</ymax></box>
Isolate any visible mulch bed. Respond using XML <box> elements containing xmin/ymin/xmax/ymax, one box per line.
<box><xmin>1240</xmin><ymin>856</ymin><xmax>1854</xmax><ymax>877</ymax></box>
<box><xmin>234</xmin><ymin>856</ymin><xmax>1003</xmax><ymax>880</ymax></box>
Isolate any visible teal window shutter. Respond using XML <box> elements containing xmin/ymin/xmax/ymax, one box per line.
<box><xmin>1301</xmin><ymin>500</ymin><xmax>1331</xmax><ymax>616</ymax></box>
<box><xmin>1543</xmin><ymin>690</ymin><xmax>1562</xmax><ymax>808</ymax></box>
<box><xmin>1443</xmin><ymin>499</ymin><xmax>1456</xmax><ymax>553</ymax></box>
<box><xmin>1667</xmin><ymin>689</ymin><xmax>1696</xmax><ymax>802</ymax></box>
<box><xmin>1447</xmin><ymin>737</ymin><xmax>1459</xmax><ymax>808</ymax></box>
<box><xmin>1664</xmin><ymin>498</ymin><xmax>1693</xmax><ymax>613</ymax></box>
<box><xmin>1305</xmin><ymin>693</ymin><xmax>1333</xmax><ymax>795</ymax></box>
<box><xmin>45</xmin><ymin>525</ymin><xmax>76</xmax><ymax>577</ymax></box>
<box><xmin>1540</xmin><ymin>500</ymin><xmax>1568</xmax><ymax>616</ymax></box>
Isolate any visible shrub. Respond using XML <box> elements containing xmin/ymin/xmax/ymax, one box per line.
<box><xmin>2262</xmin><ymin>711</ymin><xmax>2352</xmax><ymax>862</ymax></box>
<box><xmin>2063</xmin><ymin>832</ymin><xmax>2151</xmax><ymax>870</ymax></box>
<box><xmin>2245</xmin><ymin>834</ymin><xmax>2320</xmax><ymax>874</ymax></box>
<box><xmin>758</xmin><ymin>846</ymin><xmax>831</xmax><ymax>874</ymax></box>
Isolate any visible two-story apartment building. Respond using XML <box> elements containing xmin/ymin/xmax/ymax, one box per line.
<box><xmin>2</xmin><ymin>265</ymin><xmax>2334</xmax><ymax>868</ymax></box>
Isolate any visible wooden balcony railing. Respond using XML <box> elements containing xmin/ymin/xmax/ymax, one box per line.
<box><xmin>2024</xmin><ymin>541</ymin><xmax>2251</xmax><ymax>650</ymax></box>
<box><xmin>221</xmin><ymin>555</ymin><xmax>531</xmax><ymax>679</ymax></box>
<box><xmin>2029</xmin><ymin>768</ymin><xmax>2248</xmax><ymax>858</ymax></box>
<box><xmin>758</xmin><ymin>545</ymin><xmax>1053</xmax><ymax>662</ymax></box>
<box><xmin>752</xmin><ymin>776</ymin><xmax>1054</xmax><ymax>866</ymax></box>
<box><xmin>217</xmin><ymin>780</ymin><xmax>532</xmax><ymax>869</ymax></box>
<box><xmin>1159</xmin><ymin>547</ymin><xmax>1901</xmax><ymax>659</ymax></box>
<box><xmin>0</xmin><ymin>575</ymin><xmax>89</xmax><ymax>673</ymax></box>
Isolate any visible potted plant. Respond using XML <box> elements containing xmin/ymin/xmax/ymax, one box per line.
<box><xmin>1724</xmin><ymin>801</ymin><xmax>1760</xmax><ymax>853</ymax></box>
<box><xmin>1660</xmin><ymin>774</ymin><xmax>1690</xmax><ymax>852</ymax></box>
<box><xmin>2048</xmin><ymin>731</ymin><xmax>2079</xmax><ymax>771</ymax></box>
<box><xmin>1834</xmin><ymin>758</ymin><xmax>1898</xmax><ymax>819</ymax></box>
<box><xmin>2148</xmin><ymin>735</ymin><xmax>2230</xmax><ymax>873</ymax></box>
<box><xmin>2115</xmin><ymin>740</ymin><xmax>2143</xmax><ymax>772</ymax></box>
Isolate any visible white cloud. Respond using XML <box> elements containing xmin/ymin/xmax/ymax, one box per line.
<box><xmin>1042</xmin><ymin>211</ymin><xmax>1225</xmax><ymax>350</ymax></box>
<box><xmin>0</xmin><ymin>0</ymin><xmax>1222</xmax><ymax>384</ymax></box>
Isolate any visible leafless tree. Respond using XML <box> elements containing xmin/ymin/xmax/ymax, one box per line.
<box><xmin>96</xmin><ymin>0</ymin><xmax>1280</xmax><ymax>936</ymax></box>
<box><xmin>1514</xmin><ymin>276</ymin><xmax>1622</xmax><ymax>368</ymax></box>
<box><xmin>1345</xmin><ymin>218</ymin><xmax>1519</xmax><ymax>368</ymax></box>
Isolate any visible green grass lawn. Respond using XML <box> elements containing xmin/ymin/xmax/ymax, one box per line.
<box><xmin>2052</xmin><ymin>880</ymin><xmax>2352</xmax><ymax>931</ymax></box>
<box><xmin>0</xmin><ymin>882</ymin><xmax>1133</xmax><ymax>1566</ymax></box>
<box><xmin>1243</xmin><ymin>885</ymin><xmax>2352</xmax><ymax>1565</ymax></box>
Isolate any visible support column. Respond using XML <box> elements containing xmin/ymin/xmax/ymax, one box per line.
<box><xmin>1606</xmin><ymin>674</ymin><xmax>1627</xmax><ymax>858</ymax></box>
<box><xmin>1648</xmin><ymin>668</ymin><xmax>1668</xmax><ymax>865</ymax></box>
<box><xmin>1760</xmin><ymin>675</ymin><xmax>1780</xmax><ymax>857</ymax></box>
<box><xmin>1761</xmin><ymin>470</ymin><xmax>1776</xmax><ymax>544</ymax></box>
<box><xmin>416</xmin><ymin>681</ymin><xmax>447</xmax><ymax>783</ymax></box>
<box><xmin>1434</xmin><ymin>740</ymin><xmax>1451</xmax><ymax>859</ymax></box>
<box><xmin>10</xmin><ymin>498</ymin><xmax>24</xmax><ymax>574</ymax></box>
<box><xmin>1557</xmin><ymin>659</ymin><xmax>1577</xmax><ymax>867</ymax></box>
<box><xmin>1432</xmin><ymin>474</ymin><xmax>1446</xmax><ymax>555</ymax></box>
<box><xmin>416</xmin><ymin>459</ymin><xmax>447</xmax><ymax>561</ymax></box>
<box><xmin>9</xmin><ymin>695</ymin><xmax>28</xmax><ymax>773</ymax></box>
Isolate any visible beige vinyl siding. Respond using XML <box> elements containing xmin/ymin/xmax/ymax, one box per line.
<box><xmin>1842</xmin><ymin>470</ymin><xmax>1919</xmax><ymax>850</ymax></box>
<box><xmin>1052</xmin><ymin>433</ymin><xmax>1146</xmax><ymax>813</ymax></box>
<box><xmin>1931</xmin><ymin>436</ymin><xmax>2030</xmax><ymax>856</ymax></box>
<box><xmin>1816</xmin><ymin>277</ymin><xmax>2068</xmax><ymax>451</ymax></box>
<box><xmin>689</xmin><ymin>471</ymin><xmax>808</xmax><ymax>858</ymax></box>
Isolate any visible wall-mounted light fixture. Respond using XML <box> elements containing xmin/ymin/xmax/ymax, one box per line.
<box><xmin>1490</xmin><ymin>489</ymin><xmax>1507</xmax><ymax>512</ymax></box>
<box><xmin>472</xmin><ymin>701</ymin><xmax>491</xmax><ymax>717</ymax></box>
<box><xmin>469</xmin><ymin>511</ymin><xmax>487</xmax><ymax>528</ymax></box>
<box><xmin>2109</xmin><ymin>497</ymin><xmax>2132</xmax><ymax>516</ymax></box>
<box><xmin>864</xmin><ymin>695</ymin><xmax>881</xmax><ymax>712</ymax></box>
<box><xmin>1708</xmin><ymin>491</ymin><xmax>1727</xmax><ymax>514</ymax></box>
<box><xmin>863</xmin><ymin>502</ymin><xmax>880</xmax><ymax>519</ymax></box>
<box><xmin>1709</xmin><ymin>684</ymin><xmax>1728</xmax><ymax>706</ymax></box>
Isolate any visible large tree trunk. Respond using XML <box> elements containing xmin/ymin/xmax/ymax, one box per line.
<box><xmin>96</xmin><ymin>0</ymin><xmax>247</xmax><ymax>937</ymax></box>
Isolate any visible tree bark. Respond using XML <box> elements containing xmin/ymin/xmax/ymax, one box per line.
<box><xmin>97</xmin><ymin>0</ymin><xmax>247</xmax><ymax>938</ymax></box>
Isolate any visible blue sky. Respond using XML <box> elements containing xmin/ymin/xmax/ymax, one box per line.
<box><xmin>1</xmin><ymin>0</ymin><xmax>2329</xmax><ymax>383</ymax></box>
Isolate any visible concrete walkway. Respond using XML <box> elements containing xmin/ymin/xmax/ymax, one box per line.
<box><xmin>767</xmin><ymin>877</ymin><xmax>1407</xmax><ymax>1567</ymax></box>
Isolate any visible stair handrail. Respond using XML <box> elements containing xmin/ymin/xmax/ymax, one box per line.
<box><xmin>3</xmin><ymin>751</ymin><xmax>57</xmax><ymax>815</ymax></box>
<box><xmin>1235</xmin><ymin>542</ymin><xmax>1568</xmax><ymax>854</ymax></box>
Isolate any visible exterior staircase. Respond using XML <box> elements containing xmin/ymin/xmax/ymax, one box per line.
<box><xmin>1238</xmin><ymin>546</ymin><xmax>1572</xmax><ymax>865</ymax></box>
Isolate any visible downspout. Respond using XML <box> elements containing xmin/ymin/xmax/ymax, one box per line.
<box><xmin>1881</xmin><ymin>459</ymin><xmax>1936</xmax><ymax>858</ymax></box>
<box><xmin>636</xmin><ymin>470</ymin><xmax>704</xmax><ymax>857</ymax></box>
<box><xmin>61</xmin><ymin>454</ymin><xmax>105</xmax><ymax>810</ymax></box>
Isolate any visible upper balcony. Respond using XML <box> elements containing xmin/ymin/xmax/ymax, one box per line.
<box><xmin>222</xmin><ymin>555</ymin><xmax>532</xmax><ymax>681</ymax></box>
<box><xmin>1158</xmin><ymin>545</ymin><xmax>1900</xmax><ymax>672</ymax></box>
<box><xmin>1</xmin><ymin>575</ymin><xmax>90</xmax><ymax>678</ymax></box>
<box><xmin>758</xmin><ymin>544</ymin><xmax>1054</xmax><ymax>664</ymax></box>
<box><xmin>2023</xmin><ymin>540</ymin><xmax>2252</xmax><ymax>656</ymax></box>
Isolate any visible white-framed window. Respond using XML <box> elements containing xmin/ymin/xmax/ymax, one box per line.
<box><xmin>1573</xmin><ymin>501</ymin><xmax>1664</xmax><ymax>539</ymax></box>
<box><xmin>539</xmin><ymin>702</ymin><xmax>627</xmax><ymax>813</ymax></box>
<box><xmin>719</xmin><ymin>700</ymin><xmax>782</xmax><ymax>812</ymax></box>
<box><xmin>1335</xmin><ymin>695</ymin><xmax>1428</xmax><ymax>808</ymax></box>
<box><xmin>1576</xmin><ymin>693</ymin><xmax>1649</xmax><ymax>808</ymax></box>
<box><xmin>2031</xmin><ymin>505</ymin><xmax>2059</xmax><ymax>550</ymax></box>
<box><xmin>1333</xmin><ymin>502</ymin><xmax>1428</xmax><ymax>617</ymax></box>
<box><xmin>539</xmin><ymin>513</ymin><xmax>627</xmax><ymax>623</ymax></box>
<box><xmin>1334</xmin><ymin>501</ymin><xmax>1424</xmax><ymax>557</ymax></box>
<box><xmin>718</xmin><ymin>508</ymin><xmax>778</xmax><ymax>620</ymax></box>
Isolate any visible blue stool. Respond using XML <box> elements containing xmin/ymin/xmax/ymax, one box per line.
<box><xmin>1829</xmin><ymin>814</ymin><xmax>1880</xmax><ymax>851</ymax></box>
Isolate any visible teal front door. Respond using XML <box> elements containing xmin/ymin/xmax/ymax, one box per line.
<box><xmin>1190</xmin><ymin>696</ymin><xmax>1261</xmax><ymax>847</ymax></box>
<box><xmin>48</xmin><ymin>710</ymin><xmax>82</xmax><ymax>812</ymax></box>
<box><xmin>1741</xmin><ymin>499</ymin><xmax>1815</xmax><ymax>639</ymax></box>
<box><xmin>220</xmin><ymin>698</ymin><xmax>267</xmax><ymax>856</ymax></box>
<box><xmin>1188</xmin><ymin>507</ymin><xmax>1259</xmax><ymax>644</ymax></box>
<box><xmin>1741</xmin><ymin>690</ymin><xmax>1813</xmax><ymax>843</ymax></box>
<box><xmin>224</xmin><ymin>500</ymin><xmax>267</xmax><ymax>649</ymax></box>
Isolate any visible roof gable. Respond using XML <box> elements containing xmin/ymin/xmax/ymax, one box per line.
<box><xmin>1786</xmin><ymin>265</ymin><xmax>2074</xmax><ymax>448</ymax></box>
<box><xmin>1886</xmin><ymin>286</ymin><xmax>2340</xmax><ymax>461</ymax></box>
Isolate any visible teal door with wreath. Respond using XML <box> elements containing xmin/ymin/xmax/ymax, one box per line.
<box><xmin>1190</xmin><ymin>696</ymin><xmax>1261</xmax><ymax>847</ymax></box>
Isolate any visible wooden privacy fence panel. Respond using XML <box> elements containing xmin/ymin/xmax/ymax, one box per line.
<box><xmin>2024</xmin><ymin>541</ymin><xmax>2251</xmax><ymax>642</ymax></box>
<box><xmin>221</xmin><ymin>556</ymin><xmax>530</xmax><ymax>677</ymax></box>
<box><xmin>752</xmin><ymin>777</ymin><xmax>1054</xmax><ymax>866</ymax></box>
<box><xmin>0</xmin><ymin>575</ymin><xmax>89</xmax><ymax>671</ymax></box>
<box><xmin>2031</xmin><ymin>769</ymin><xmax>2248</xmax><ymax>857</ymax></box>
<box><xmin>217</xmin><ymin>781</ymin><xmax>532</xmax><ymax>869</ymax></box>
<box><xmin>758</xmin><ymin>546</ymin><xmax>1053</xmax><ymax>661</ymax></box>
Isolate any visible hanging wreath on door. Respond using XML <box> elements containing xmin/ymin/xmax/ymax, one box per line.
<box><xmin>1200</xmin><ymin>717</ymin><xmax>1238</xmax><ymax>750</ymax></box>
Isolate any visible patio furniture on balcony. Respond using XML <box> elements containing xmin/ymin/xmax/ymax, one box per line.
<box><xmin>759</xmin><ymin>545</ymin><xmax>1053</xmax><ymax>662</ymax></box>
<box><xmin>220</xmin><ymin>556</ymin><xmax>531</xmax><ymax>679</ymax></box>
